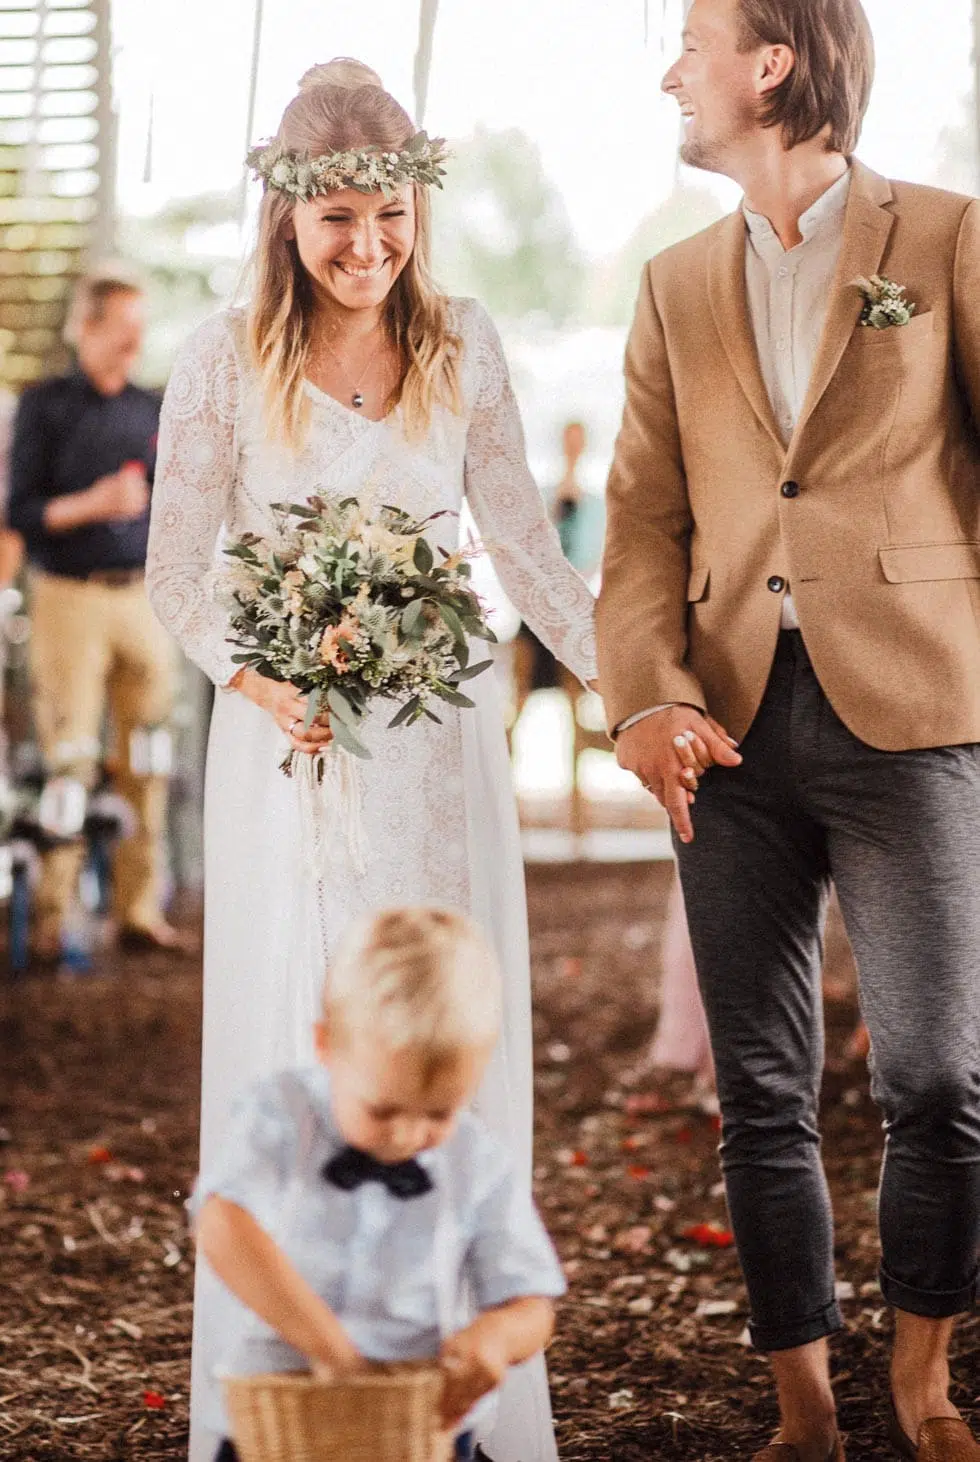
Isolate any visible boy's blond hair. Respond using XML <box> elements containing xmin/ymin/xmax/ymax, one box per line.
<box><xmin>324</xmin><ymin>906</ymin><xmax>501</xmax><ymax>1061</ymax></box>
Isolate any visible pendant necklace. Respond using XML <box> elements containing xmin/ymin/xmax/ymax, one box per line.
<box><xmin>317</xmin><ymin>327</ymin><xmax>388</xmax><ymax>411</ymax></box>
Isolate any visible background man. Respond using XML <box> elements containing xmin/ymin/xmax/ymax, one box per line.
<box><xmin>9</xmin><ymin>267</ymin><xmax>190</xmax><ymax>960</ymax></box>
<box><xmin>598</xmin><ymin>1</ymin><xmax>980</xmax><ymax>1458</ymax></box>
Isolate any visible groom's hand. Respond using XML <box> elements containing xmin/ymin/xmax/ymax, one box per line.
<box><xmin>615</xmin><ymin>706</ymin><xmax>742</xmax><ymax>843</ymax></box>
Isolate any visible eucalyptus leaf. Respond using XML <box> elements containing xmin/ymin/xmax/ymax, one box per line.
<box><xmin>330</xmin><ymin>716</ymin><xmax>372</xmax><ymax>759</ymax></box>
<box><xmin>388</xmin><ymin>695</ymin><xmax>421</xmax><ymax>729</ymax></box>
<box><xmin>452</xmin><ymin>659</ymin><xmax>494</xmax><ymax>682</ymax></box>
<box><xmin>437</xmin><ymin>603</ymin><xmax>465</xmax><ymax>643</ymax></box>
<box><xmin>302</xmin><ymin>687</ymin><xmax>321</xmax><ymax>732</ymax></box>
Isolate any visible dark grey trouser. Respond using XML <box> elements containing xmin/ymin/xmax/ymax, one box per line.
<box><xmin>674</xmin><ymin>630</ymin><xmax>980</xmax><ymax>1352</ymax></box>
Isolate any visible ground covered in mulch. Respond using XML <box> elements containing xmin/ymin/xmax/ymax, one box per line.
<box><xmin>1</xmin><ymin>862</ymin><xmax>977</xmax><ymax>1460</ymax></box>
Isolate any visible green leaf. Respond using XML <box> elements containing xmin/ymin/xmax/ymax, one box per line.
<box><xmin>413</xmin><ymin>538</ymin><xmax>434</xmax><ymax>574</ymax></box>
<box><xmin>388</xmin><ymin>695</ymin><xmax>421</xmax><ymax>730</ymax></box>
<box><xmin>422</xmin><ymin>706</ymin><xmax>443</xmax><ymax>724</ymax></box>
<box><xmin>437</xmin><ymin>603</ymin><xmax>465</xmax><ymax>643</ymax></box>
<box><xmin>452</xmin><ymin>659</ymin><xmax>494</xmax><ymax>682</ymax></box>
<box><xmin>302</xmin><ymin>687</ymin><xmax>321</xmax><ymax>732</ymax></box>
<box><xmin>434</xmin><ymin>686</ymin><xmax>476</xmax><ymax>709</ymax></box>
<box><xmin>401</xmin><ymin>599</ymin><xmax>426</xmax><ymax>636</ymax></box>
<box><xmin>330</xmin><ymin>716</ymin><xmax>372</xmax><ymax>759</ymax></box>
<box><xmin>326</xmin><ymin>687</ymin><xmax>357</xmax><ymax>726</ymax></box>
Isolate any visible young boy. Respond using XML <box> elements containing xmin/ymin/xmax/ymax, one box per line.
<box><xmin>190</xmin><ymin>906</ymin><xmax>566</xmax><ymax>1462</ymax></box>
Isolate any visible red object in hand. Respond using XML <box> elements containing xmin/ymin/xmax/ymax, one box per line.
<box><xmin>681</xmin><ymin>1222</ymin><xmax>734</xmax><ymax>1248</ymax></box>
<box><xmin>143</xmin><ymin>1390</ymin><xmax>166</xmax><ymax>1410</ymax></box>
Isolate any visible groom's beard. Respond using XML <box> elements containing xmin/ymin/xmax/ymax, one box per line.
<box><xmin>678</xmin><ymin>101</ymin><xmax>757</xmax><ymax>176</ymax></box>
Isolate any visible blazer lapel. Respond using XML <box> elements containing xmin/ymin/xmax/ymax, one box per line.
<box><xmin>792</xmin><ymin>161</ymin><xmax>895</xmax><ymax>441</ymax></box>
<box><xmin>707</xmin><ymin>211</ymin><xmax>783</xmax><ymax>449</ymax></box>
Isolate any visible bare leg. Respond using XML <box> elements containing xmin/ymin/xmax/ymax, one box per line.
<box><xmin>768</xmin><ymin>1339</ymin><xmax>839</xmax><ymax>1460</ymax></box>
<box><xmin>890</xmin><ymin>1311</ymin><xmax>960</xmax><ymax>1442</ymax></box>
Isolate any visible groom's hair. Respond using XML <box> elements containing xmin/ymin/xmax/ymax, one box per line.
<box><xmin>736</xmin><ymin>0</ymin><xmax>874</xmax><ymax>156</ymax></box>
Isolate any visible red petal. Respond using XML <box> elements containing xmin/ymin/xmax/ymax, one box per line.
<box><xmin>88</xmin><ymin>1145</ymin><xmax>113</xmax><ymax>1165</ymax></box>
<box><xmin>570</xmin><ymin>1150</ymin><xmax>588</xmax><ymax>1167</ymax></box>
<box><xmin>143</xmin><ymin>1390</ymin><xmax>166</xmax><ymax>1409</ymax></box>
<box><xmin>681</xmin><ymin>1222</ymin><xmax>734</xmax><ymax>1248</ymax></box>
<box><xmin>627</xmin><ymin>1164</ymin><xmax>651</xmax><ymax>1181</ymax></box>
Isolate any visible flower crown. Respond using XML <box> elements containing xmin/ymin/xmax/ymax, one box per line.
<box><xmin>245</xmin><ymin>130</ymin><xmax>449</xmax><ymax>202</ymax></box>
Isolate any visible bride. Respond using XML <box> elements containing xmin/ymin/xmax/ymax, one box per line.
<box><xmin>147</xmin><ymin>57</ymin><xmax>596</xmax><ymax>1462</ymax></box>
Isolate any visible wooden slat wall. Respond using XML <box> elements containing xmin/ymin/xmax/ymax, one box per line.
<box><xmin>0</xmin><ymin>0</ymin><xmax>109</xmax><ymax>388</ymax></box>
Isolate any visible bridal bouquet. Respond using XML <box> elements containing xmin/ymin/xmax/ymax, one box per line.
<box><xmin>221</xmin><ymin>496</ymin><xmax>496</xmax><ymax>769</ymax></box>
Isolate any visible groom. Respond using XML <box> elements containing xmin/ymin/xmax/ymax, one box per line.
<box><xmin>597</xmin><ymin>1</ymin><xmax>980</xmax><ymax>1459</ymax></box>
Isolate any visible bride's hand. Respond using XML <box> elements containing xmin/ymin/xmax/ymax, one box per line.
<box><xmin>231</xmin><ymin>668</ymin><xmax>333</xmax><ymax>754</ymax></box>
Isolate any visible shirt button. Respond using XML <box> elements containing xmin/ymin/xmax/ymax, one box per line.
<box><xmin>780</xmin><ymin>480</ymin><xmax>800</xmax><ymax>498</ymax></box>
<box><xmin>767</xmin><ymin>576</ymin><xmax>786</xmax><ymax>593</ymax></box>
<box><xmin>777</xmin><ymin>266</ymin><xmax>789</xmax><ymax>278</ymax></box>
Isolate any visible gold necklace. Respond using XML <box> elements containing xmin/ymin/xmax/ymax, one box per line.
<box><xmin>316</xmin><ymin>327</ymin><xmax>388</xmax><ymax>410</ymax></box>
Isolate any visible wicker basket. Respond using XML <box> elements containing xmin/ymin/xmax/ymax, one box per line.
<box><xmin>223</xmin><ymin>1365</ymin><xmax>454</xmax><ymax>1462</ymax></box>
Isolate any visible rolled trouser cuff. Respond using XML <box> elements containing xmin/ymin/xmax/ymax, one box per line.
<box><xmin>749</xmin><ymin>1297</ymin><xmax>844</xmax><ymax>1353</ymax></box>
<box><xmin>879</xmin><ymin>1263</ymin><xmax>978</xmax><ymax>1319</ymax></box>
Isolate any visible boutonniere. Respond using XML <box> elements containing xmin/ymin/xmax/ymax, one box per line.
<box><xmin>850</xmin><ymin>274</ymin><xmax>916</xmax><ymax>330</ymax></box>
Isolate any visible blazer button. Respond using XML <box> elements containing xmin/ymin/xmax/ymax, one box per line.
<box><xmin>780</xmin><ymin>480</ymin><xmax>800</xmax><ymax>498</ymax></box>
<box><xmin>767</xmin><ymin>575</ymin><xmax>785</xmax><ymax>593</ymax></box>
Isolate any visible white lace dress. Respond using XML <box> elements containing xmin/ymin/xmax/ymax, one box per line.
<box><xmin>148</xmin><ymin>298</ymin><xmax>596</xmax><ymax>1462</ymax></box>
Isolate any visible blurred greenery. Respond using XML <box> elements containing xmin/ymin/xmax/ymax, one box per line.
<box><xmin>587</xmin><ymin>184</ymin><xmax>723</xmax><ymax>326</ymax></box>
<box><xmin>431</xmin><ymin>125</ymin><xmax>585</xmax><ymax>327</ymax></box>
<box><xmin>119</xmin><ymin>189</ymin><xmax>242</xmax><ymax>387</ymax></box>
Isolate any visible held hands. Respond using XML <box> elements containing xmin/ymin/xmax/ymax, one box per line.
<box><xmin>233</xmin><ymin>669</ymin><xmax>334</xmax><ymax>755</ymax></box>
<box><xmin>438</xmin><ymin>1316</ymin><xmax>509</xmax><ymax>1428</ymax></box>
<box><xmin>615</xmin><ymin>705</ymin><xmax>742</xmax><ymax>844</ymax></box>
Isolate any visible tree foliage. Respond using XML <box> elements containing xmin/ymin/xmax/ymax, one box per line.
<box><xmin>432</xmin><ymin>125</ymin><xmax>585</xmax><ymax>326</ymax></box>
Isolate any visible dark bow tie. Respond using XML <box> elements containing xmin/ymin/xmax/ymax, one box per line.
<box><xmin>323</xmin><ymin>1145</ymin><xmax>434</xmax><ymax>1200</ymax></box>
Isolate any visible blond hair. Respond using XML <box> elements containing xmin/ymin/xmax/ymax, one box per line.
<box><xmin>736</xmin><ymin>0</ymin><xmax>874</xmax><ymax>155</ymax></box>
<box><xmin>323</xmin><ymin>907</ymin><xmax>501</xmax><ymax>1062</ymax></box>
<box><xmin>64</xmin><ymin>264</ymin><xmax>143</xmax><ymax>346</ymax></box>
<box><xmin>247</xmin><ymin>57</ymin><xmax>462</xmax><ymax>450</ymax></box>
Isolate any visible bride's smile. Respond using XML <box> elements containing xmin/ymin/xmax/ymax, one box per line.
<box><xmin>288</xmin><ymin>185</ymin><xmax>417</xmax><ymax>313</ymax></box>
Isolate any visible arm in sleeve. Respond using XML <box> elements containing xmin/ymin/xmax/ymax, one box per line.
<box><xmin>7</xmin><ymin>386</ymin><xmax>53</xmax><ymax>544</ymax></box>
<box><xmin>146</xmin><ymin>313</ymin><xmax>241</xmax><ymax>686</ymax></box>
<box><xmin>462</xmin><ymin>303</ymin><xmax>597</xmax><ymax>686</ymax></box>
<box><xmin>464</xmin><ymin>1146</ymin><xmax>567</xmax><ymax>1312</ymax></box>
<box><xmin>187</xmin><ymin>1075</ymin><xmax>299</xmax><ymax>1229</ymax></box>
<box><xmin>952</xmin><ymin>197</ymin><xmax>980</xmax><ymax>439</ymax></box>
<box><xmin>596</xmin><ymin>263</ymin><xmax>706</xmax><ymax>733</ymax></box>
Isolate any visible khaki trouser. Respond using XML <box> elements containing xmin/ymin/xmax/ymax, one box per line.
<box><xmin>29</xmin><ymin>569</ymin><xmax>177</xmax><ymax>942</ymax></box>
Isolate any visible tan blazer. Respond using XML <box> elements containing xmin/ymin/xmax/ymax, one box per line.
<box><xmin>597</xmin><ymin>161</ymin><xmax>980</xmax><ymax>751</ymax></box>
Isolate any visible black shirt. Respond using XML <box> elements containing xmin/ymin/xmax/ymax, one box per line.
<box><xmin>8</xmin><ymin>366</ymin><xmax>160</xmax><ymax>578</ymax></box>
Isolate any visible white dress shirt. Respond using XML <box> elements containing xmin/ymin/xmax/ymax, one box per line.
<box><xmin>744</xmin><ymin>166</ymin><xmax>851</xmax><ymax>629</ymax></box>
<box><xmin>189</xmin><ymin>1066</ymin><xmax>566</xmax><ymax>1436</ymax></box>
<box><xmin>618</xmin><ymin>168</ymin><xmax>851</xmax><ymax>733</ymax></box>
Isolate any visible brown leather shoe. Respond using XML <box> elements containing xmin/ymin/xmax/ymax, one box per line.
<box><xmin>887</xmin><ymin>1399</ymin><xmax>980</xmax><ymax>1460</ymax></box>
<box><xmin>753</xmin><ymin>1439</ymin><xmax>845</xmax><ymax>1461</ymax></box>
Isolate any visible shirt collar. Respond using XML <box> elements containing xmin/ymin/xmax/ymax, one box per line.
<box><xmin>743</xmin><ymin>167</ymin><xmax>851</xmax><ymax>251</ymax></box>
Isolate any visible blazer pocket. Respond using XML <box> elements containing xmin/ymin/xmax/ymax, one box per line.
<box><xmin>878</xmin><ymin>542</ymin><xmax>980</xmax><ymax>582</ymax></box>
<box><xmin>687</xmin><ymin>563</ymin><xmax>710</xmax><ymax>601</ymax></box>
<box><xmin>852</xmin><ymin>311</ymin><xmax>936</xmax><ymax>367</ymax></box>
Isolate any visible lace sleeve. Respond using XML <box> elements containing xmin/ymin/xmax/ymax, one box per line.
<box><xmin>146</xmin><ymin>313</ymin><xmax>241</xmax><ymax>687</ymax></box>
<box><xmin>460</xmin><ymin>302</ymin><xmax>597</xmax><ymax>685</ymax></box>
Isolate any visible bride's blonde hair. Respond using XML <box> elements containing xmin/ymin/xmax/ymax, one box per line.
<box><xmin>247</xmin><ymin>57</ymin><xmax>461</xmax><ymax>448</ymax></box>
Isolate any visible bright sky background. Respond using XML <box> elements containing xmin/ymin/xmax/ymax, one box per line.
<box><xmin>113</xmin><ymin>0</ymin><xmax>977</xmax><ymax>257</ymax></box>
